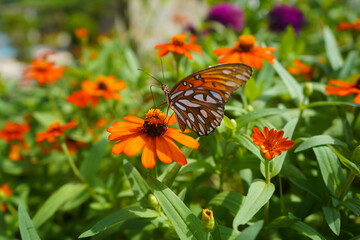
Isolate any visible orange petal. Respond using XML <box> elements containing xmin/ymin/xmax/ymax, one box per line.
<box><xmin>155</xmin><ymin>137</ymin><xmax>173</xmax><ymax>164</ymax></box>
<box><xmin>166</xmin><ymin>128</ymin><xmax>199</xmax><ymax>149</ymax></box>
<box><xmin>164</xmin><ymin>136</ymin><xmax>187</xmax><ymax>165</ymax></box>
<box><xmin>141</xmin><ymin>137</ymin><xmax>156</xmax><ymax>169</ymax></box>
<box><xmin>112</xmin><ymin>141</ymin><xmax>125</xmax><ymax>155</ymax></box>
<box><xmin>167</xmin><ymin>113</ymin><xmax>178</xmax><ymax>126</ymax></box>
<box><xmin>122</xmin><ymin>116</ymin><xmax>144</xmax><ymax>124</ymax></box>
<box><xmin>123</xmin><ymin>134</ymin><xmax>147</xmax><ymax>156</ymax></box>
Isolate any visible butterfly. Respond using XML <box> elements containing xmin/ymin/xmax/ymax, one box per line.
<box><xmin>161</xmin><ymin>63</ymin><xmax>253</xmax><ymax>136</ymax></box>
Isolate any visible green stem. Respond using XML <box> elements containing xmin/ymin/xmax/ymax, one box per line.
<box><xmin>264</xmin><ymin>159</ymin><xmax>271</xmax><ymax>225</ymax></box>
<box><xmin>150</xmin><ymin>165</ymin><xmax>158</xmax><ymax>179</ymax></box>
<box><xmin>338</xmin><ymin>172</ymin><xmax>356</xmax><ymax>201</ymax></box>
<box><xmin>351</xmin><ymin>108</ymin><xmax>360</xmax><ymax>129</ymax></box>
<box><xmin>205</xmin><ymin>232</ymin><xmax>210</xmax><ymax>240</ymax></box>
<box><xmin>219</xmin><ymin>141</ymin><xmax>230</xmax><ymax>191</ymax></box>
<box><xmin>279</xmin><ymin>175</ymin><xmax>286</xmax><ymax>216</ymax></box>
<box><xmin>61</xmin><ymin>141</ymin><xmax>84</xmax><ymax>182</ymax></box>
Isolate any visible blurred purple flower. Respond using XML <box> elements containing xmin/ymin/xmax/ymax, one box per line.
<box><xmin>269</xmin><ymin>5</ymin><xmax>305</xmax><ymax>33</ymax></box>
<box><xmin>207</xmin><ymin>3</ymin><xmax>245</xmax><ymax>32</ymax></box>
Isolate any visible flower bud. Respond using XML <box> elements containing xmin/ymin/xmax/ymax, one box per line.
<box><xmin>351</xmin><ymin>145</ymin><xmax>360</xmax><ymax>166</ymax></box>
<box><xmin>303</xmin><ymin>81</ymin><xmax>313</xmax><ymax>97</ymax></box>
<box><xmin>148</xmin><ymin>193</ymin><xmax>159</xmax><ymax>209</ymax></box>
<box><xmin>201</xmin><ymin>209</ymin><xmax>214</xmax><ymax>232</ymax></box>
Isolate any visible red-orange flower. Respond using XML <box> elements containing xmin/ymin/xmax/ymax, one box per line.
<box><xmin>0</xmin><ymin>122</ymin><xmax>30</xmax><ymax>143</ymax></box>
<box><xmin>66</xmin><ymin>90</ymin><xmax>99</xmax><ymax>108</ymax></box>
<box><xmin>213</xmin><ymin>35</ymin><xmax>276</xmax><ymax>69</ymax></box>
<box><xmin>82</xmin><ymin>75</ymin><xmax>126</xmax><ymax>100</ymax></box>
<box><xmin>0</xmin><ymin>184</ymin><xmax>12</xmax><ymax>212</ymax></box>
<box><xmin>23</xmin><ymin>59</ymin><xmax>65</xmax><ymax>85</ymax></box>
<box><xmin>325</xmin><ymin>78</ymin><xmax>360</xmax><ymax>104</ymax></box>
<box><xmin>287</xmin><ymin>60</ymin><xmax>313</xmax><ymax>80</ymax></box>
<box><xmin>337</xmin><ymin>18</ymin><xmax>360</xmax><ymax>31</ymax></box>
<box><xmin>75</xmin><ymin>27</ymin><xmax>89</xmax><ymax>39</ymax></box>
<box><xmin>36</xmin><ymin>120</ymin><xmax>77</xmax><ymax>143</ymax></box>
<box><xmin>154</xmin><ymin>34</ymin><xmax>203</xmax><ymax>60</ymax></box>
<box><xmin>251</xmin><ymin>126</ymin><xmax>294</xmax><ymax>160</ymax></box>
<box><xmin>107</xmin><ymin>109</ymin><xmax>199</xmax><ymax>169</ymax></box>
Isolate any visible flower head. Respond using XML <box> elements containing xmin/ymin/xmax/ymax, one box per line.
<box><xmin>325</xmin><ymin>78</ymin><xmax>360</xmax><ymax>104</ymax></box>
<box><xmin>201</xmin><ymin>209</ymin><xmax>215</xmax><ymax>232</ymax></box>
<box><xmin>154</xmin><ymin>34</ymin><xmax>203</xmax><ymax>60</ymax></box>
<box><xmin>287</xmin><ymin>60</ymin><xmax>313</xmax><ymax>80</ymax></box>
<box><xmin>75</xmin><ymin>27</ymin><xmax>89</xmax><ymax>39</ymax></box>
<box><xmin>213</xmin><ymin>35</ymin><xmax>276</xmax><ymax>69</ymax></box>
<box><xmin>66</xmin><ymin>90</ymin><xmax>99</xmax><ymax>108</ymax></box>
<box><xmin>0</xmin><ymin>122</ymin><xmax>30</xmax><ymax>143</ymax></box>
<box><xmin>251</xmin><ymin>126</ymin><xmax>294</xmax><ymax>160</ymax></box>
<box><xmin>0</xmin><ymin>184</ymin><xmax>12</xmax><ymax>212</ymax></box>
<box><xmin>337</xmin><ymin>18</ymin><xmax>360</xmax><ymax>31</ymax></box>
<box><xmin>268</xmin><ymin>5</ymin><xmax>305</xmax><ymax>33</ymax></box>
<box><xmin>82</xmin><ymin>75</ymin><xmax>126</xmax><ymax>100</ymax></box>
<box><xmin>23</xmin><ymin>59</ymin><xmax>64</xmax><ymax>85</ymax></box>
<box><xmin>207</xmin><ymin>3</ymin><xmax>245</xmax><ymax>32</ymax></box>
<box><xmin>36</xmin><ymin>120</ymin><xmax>77</xmax><ymax>143</ymax></box>
<box><xmin>107</xmin><ymin>109</ymin><xmax>199</xmax><ymax>169</ymax></box>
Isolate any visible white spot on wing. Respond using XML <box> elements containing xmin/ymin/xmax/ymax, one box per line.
<box><xmin>194</xmin><ymin>94</ymin><xmax>217</xmax><ymax>104</ymax></box>
<box><xmin>225</xmin><ymin>81</ymin><xmax>238</xmax><ymax>87</ymax></box>
<box><xmin>212</xmin><ymin>110</ymin><xmax>222</xmax><ymax>119</ymax></box>
<box><xmin>173</xmin><ymin>108</ymin><xmax>186</xmax><ymax>123</ymax></box>
<box><xmin>198</xmin><ymin>123</ymin><xmax>205</xmax><ymax>135</ymax></box>
<box><xmin>236</xmin><ymin>74</ymin><xmax>249</xmax><ymax>81</ymax></box>
<box><xmin>200</xmin><ymin>109</ymin><xmax>208</xmax><ymax>118</ymax></box>
<box><xmin>188</xmin><ymin>112</ymin><xmax>195</xmax><ymax>122</ymax></box>
<box><xmin>184</xmin><ymin>90</ymin><xmax>194</xmax><ymax>96</ymax></box>
<box><xmin>170</xmin><ymin>91</ymin><xmax>184</xmax><ymax>100</ymax></box>
<box><xmin>210</xmin><ymin>91</ymin><xmax>222</xmax><ymax>100</ymax></box>
<box><xmin>222</xmin><ymin>69</ymin><xmax>232</xmax><ymax>75</ymax></box>
<box><xmin>178</xmin><ymin>99</ymin><xmax>201</xmax><ymax>107</ymax></box>
<box><xmin>175</xmin><ymin>102</ymin><xmax>186</xmax><ymax>110</ymax></box>
<box><xmin>197</xmin><ymin>114</ymin><xmax>205</xmax><ymax>124</ymax></box>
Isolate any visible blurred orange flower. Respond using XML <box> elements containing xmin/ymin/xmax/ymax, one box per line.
<box><xmin>154</xmin><ymin>33</ymin><xmax>203</xmax><ymax>60</ymax></box>
<box><xmin>0</xmin><ymin>122</ymin><xmax>30</xmax><ymax>143</ymax></box>
<box><xmin>325</xmin><ymin>78</ymin><xmax>360</xmax><ymax>104</ymax></box>
<box><xmin>287</xmin><ymin>60</ymin><xmax>313</xmax><ymax>80</ymax></box>
<box><xmin>213</xmin><ymin>35</ymin><xmax>276</xmax><ymax>69</ymax></box>
<box><xmin>75</xmin><ymin>27</ymin><xmax>89</xmax><ymax>39</ymax></box>
<box><xmin>82</xmin><ymin>75</ymin><xmax>126</xmax><ymax>100</ymax></box>
<box><xmin>66</xmin><ymin>90</ymin><xmax>99</xmax><ymax>108</ymax></box>
<box><xmin>0</xmin><ymin>184</ymin><xmax>12</xmax><ymax>212</ymax></box>
<box><xmin>36</xmin><ymin>120</ymin><xmax>77</xmax><ymax>143</ymax></box>
<box><xmin>251</xmin><ymin>126</ymin><xmax>294</xmax><ymax>160</ymax></box>
<box><xmin>337</xmin><ymin>18</ymin><xmax>360</xmax><ymax>31</ymax></box>
<box><xmin>107</xmin><ymin>109</ymin><xmax>199</xmax><ymax>169</ymax></box>
<box><xmin>24</xmin><ymin>59</ymin><xmax>64</xmax><ymax>85</ymax></box>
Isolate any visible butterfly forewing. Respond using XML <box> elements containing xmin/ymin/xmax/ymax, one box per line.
<box><xmin>166</xmin><ymin>63</ymin><xmax>253</xmax><ymax>136</ymax></box>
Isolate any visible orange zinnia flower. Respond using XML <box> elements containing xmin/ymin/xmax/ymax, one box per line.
<box><xmin>251</xmin><ymin>126</ymin><xmax>294</xmax><ymax>160</ymax></box>
<box><xmin>107</xmin><ymin>109</ymin><xmax>199</xmax><ymax>169</ymax></box>
<box><xmin>154</xmin><ymin>33</ymin><xmax>203</xmax><ymax>60</ymax></box>
<box><xmin>337</xmin><ymin>18</ymin><xmax>360</xmax><ymax>31</ymax></box>
<box><xmin>213</xmin><ymin>35</ymin><xmax>276</xmax><ymax>69</ymax></box>
<box><xmin>66</xmin><ymin>90</ymin><xmax>99</xmax><ymax>108</ymax></box>
<box><xmin>0</xmin><ymin>122</ymin><xmax>30</xmax><ymax>143</ymax></box>
<box><xmin>287</xmin><ymin>60</ymin><xmax>313</xmax><ymax>80</ymax></box>
<box><xmin>36</xmin><ymin>120</ymin><xmax>77</xmax><ymax>143</ymax></box>
<box><xmin>23</xmin><ymin>59</ymin><xmax>65</xmax><ymax>85</ymax></box>
<box><xmin>82</xmin><ymin>75</ymin><xmax>126</xmax><ymax>100</ymax></box>
<box><xmin>325</xmin><ymin>78</ymin><xmax>360</xmax><ymax>104</ymax></box>
<box><xmin>75</xmin><ymin>27</ymin><xmax>89</xmax><ymax>39</ymax></box>
<box><xmin>0</xmin><ymin>184</ymin><xmax>12</xmax><ymax>212</ymax></box>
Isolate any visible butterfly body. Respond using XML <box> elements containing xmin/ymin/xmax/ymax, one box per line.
<box><xmin>162</xmin><ymin>63</ymin><xmax>253</xmax><ymax>136</ymax></box>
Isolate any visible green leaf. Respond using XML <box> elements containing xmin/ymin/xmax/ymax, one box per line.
<box><xmin>79</xmin><ymin>206</ymin><xmax>159</xmax><ymax>238</ymax></box>
<box><xmin>328</xmin><ymin>145</ymin><xmax>360</xmax><ymax>177</ymax></box>
<box><xmin>224</xmin><ymin>115</ymin><xmax>237</xmax><ymax>131</ymax></box>
<box><xmin>216</xmin><ymin>224</ymin><xmax>239</xmax><ymax>240</ymax></box>
<box><xmin>209</xmin><ymin>191</ymin><xmax>244</xmax><ymax>215</ymax></box>
<box><xmin>33</xmin><ymin>112</ymin><xmax>62</xmax><ymax>126</ymax></box>
<box><xmin>233</xmin><ymin>180</ymin><xmax>275</xmax><ymax>227</ymax></box>
<box><xmin>270</xmin><ymin>118</ymin><xmax>298</xmax><ymax>177</ymax></box>
<box><xmin>313</xmin><ymin>146</ymin><xmax>346</xmax><ymax>197</ymax></box>
<box><xmin>278</xmin><ymin>26</ymin><xmax>295</xmax><ymax>60</ymax></box>
<box><xmin>244</xmin><ymin>77</ymin><xmax>262</xmax><ymax>103</ymax></box>
<box><xmin>295</xmin><ymin>135</ymin><xmax>347</xmax><ymax>153</ymax></box>
<box><xmin>123</xmin><ymin>160</ymin><xmax>151</xmax><ymax>201</ymax></box>
<box><xmin>338</xmin><ymin>50</ymin><xmax>358</xmax><ymax>79</ymax></box>
<box><xmin>33</xmin><ymin>183</ymin><xmax>87</xmax><ymax>228</ymax></box>
<box><xmin>272</xmin><ymin>59</ymin><xmax>303</xmax><ymax>105</ymax></box>
<box><xmin>303</xmin><ymin>101</ymin><xmax>360</xmax><ymax>108</ymax></box>
<box><xmin>236</xmin><ymin>108</ymin><xmax>288</xmax><ymax>128</ymax></box>
<box><xmin>341</xmin><ymin>198</ymin><xmax>360</xmax><ymax>215</ymax></box>
<box><xmin>288</xmin><ymin>177</ymin><xmax>322</xmax><ymax>200</ymax></box>
<box><xmin>80</xmin><ymin>138</ymin><xmax>108</xmax><ymax>180</ymax></box>
<box><xmin>270</xmin><ymin>216</ymin><xmax>326</xmax><ymax>240</ymax></box>
<box><xmin>236</xmin><ymin>220</ymin><xmax>263</xmax><ymax>240</ymax></box>
<box><xmin>323</xmin><ymin>26</ymin><xmax>343</xmax><ymax>70</ymax></box>
<box><xmin>18</xmin><ymin>203</ymin><xmax>41</xmax><ymax>240</ymax></box>
<box><xmin>158</xmin><ymin>162</ymin><xmax>182</xmax><ymax>188</ymax></box>
<box><xmin>322</xmin><ymin>206</ymin><xmax>340</xmax><ymax>236</ymax></box>
<box><xmin>233</xmin><ymin>134</ymin><xmax>263</xmax><ymax>161</ymax></box>
<box><xmin>148</xmin><ymin>176</ymin><xmax>205</xmax><ymax>240</ymax></box>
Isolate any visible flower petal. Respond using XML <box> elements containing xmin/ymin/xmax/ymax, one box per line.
<box><xmin>164</xmin><ymin>136</ymin><xmax>187</xmax><ymax>165</ymax></box>
<box><xmin>166</xmin><ymin>128</ymin><xmax>199</xmax><ymax>149</ymax></box>
<box><xmin>141</xmin><ymin>137</ymin><xmax>157</xmax><ymax>169</ymax></box>
<box><xmin>122</xmin><ymin>116</ymin><xmax>144</xmax><ymax>124</ymax></box>
<box><xmin>124</xmin><ymin>134</ymin><xmax>147</xmax><ymax>156</ymax></box>
<box><xmin>155</xmin><ymin>137</ymin><xmax>173</xmax><ymax>164</ymax></box>
<box><xmin>112</xmin><ymin>141</ymin><xmax>125</xmax><ymax>155</ymax></box>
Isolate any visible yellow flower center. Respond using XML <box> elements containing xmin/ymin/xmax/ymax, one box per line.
<box><xmin>171</xmin><ymin>34</ymin><xmax>187</xmax><ymax>46</ymax></box>
<box><xmin>142</xmin><ymin>109</ymin><xmax>168</xmax><ymax>137</ymax></box>
<box><xmin>236</xmin><ymin>35</ymin><xmax>255</xmax><ymax>52</ymax></box>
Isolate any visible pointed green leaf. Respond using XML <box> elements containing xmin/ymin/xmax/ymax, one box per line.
<box><xmin>79</xmin><ymin>206</ymin><xmax>159</xmax><ymax>238</ymax></box>
<box><xmin>244</xmin><ymin>78</ymin><xmax>262</xmax><ymax>103</ymax></box>
<box><xmin>288</xmin><ymin>177</ymin><xmax>322</xmax><ymax>200</ymax></box>
<box><xmin>233</xmin><ymin>134</ymin><xmax>263</xmax><ymax>161</ymax></box>
<box><xmin>18</xmin><ymin>203</ymin><xmax>41</xmax><ymax>240</ymax></box>
<box><xmin>123</xmin><ymin>160</ymin><xmax>151</xmax><ymax>201</ymax></box>
<box><xmin>338</xmin><ymin>50</ymin><xmax>357</xmax><ymax>79</ymax></box>
<box><xmin>80</xmin><ymin>138</ymin><xmax>108</xmax><ymax>180</ymax></box>
<box><xmin>341</xmin><ymin>198</ymin><xmax>360</xmax><ymax>215</ymax></box>
<box><xmin>236</xmin><ymin>108</ymin><xmax>288</xmax><ymax>128</ymax></box>
<box><xmin>328</xmin><ymin>145</ymin><xmax>360</xmax><ymax>176</ymax></box>
<box><xmin>148</xmin><ymin>176</ymin><xmax>205</xmax><ymax>240</ymax></box>
<box><xmin>209</xmin><ymin>191</ymin><xmax>244</xmax><ymax>215</ymax></box>
<box><xmin>236</xmin><ymin>220</ymin><xmax>263</xmax><ymax>240</ymax></box>
<box><xmin>158</xmin><ymin>162</ymin><xmax>182</xmax><ymax>188</ymax></box>
<box><xmin>303</xmin><ymin>101</ymin><xmax>360</xmax><ymax>108</ymax></box>
<box><xmin>33</xmin><ymin>183</ymin><xmax>87</xmax><ymax>228</ymax></box>
<box><xmin>323</xmin><ymin>26</ymin><xmax>343</xmax><ymax>70</ymax></box>
<box><xmin>313</xmin><ymin>146</ymin><xmax>346</xmax><ymax>197</ymax></box>
<box><xmin>295</xmin><ymin>135</ymin><xmax>347</xmax><ymax>152</ymax></box>
<box><xmin>322</xmin><ymin>206</ymin><xmax>340</xmax><ymax>236</ymax></box>
<box><xmin>272</xmin><ymin>59</ymin><xmax>303</xmax><ymax>105</ymax></box>
<box><xmin>233</xmin><ymin>180</ymin><xmax>275</xmax><ymax>227</ymax></box>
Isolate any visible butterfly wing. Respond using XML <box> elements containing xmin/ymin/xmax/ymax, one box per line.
<box><xmin>168</xmin><ymin>63</ymin><xmax>253</xmax><ymax>136</ymax></box>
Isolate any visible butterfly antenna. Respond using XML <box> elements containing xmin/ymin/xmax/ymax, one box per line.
<box><xmin>138</xmin><ymin>68</ymin><xmax>162</xmax><ymax>85</ymax></box>
<box><xmin>160</xmin><ymin>58</ymin><xmax>165</xmax><ymax>84</ymax></box>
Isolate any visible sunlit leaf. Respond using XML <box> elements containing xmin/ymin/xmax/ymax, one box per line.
<box><xmin>18</xmin><ymin>203</ymin><xmax>41</xmax><ymax>240</ymax></box>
